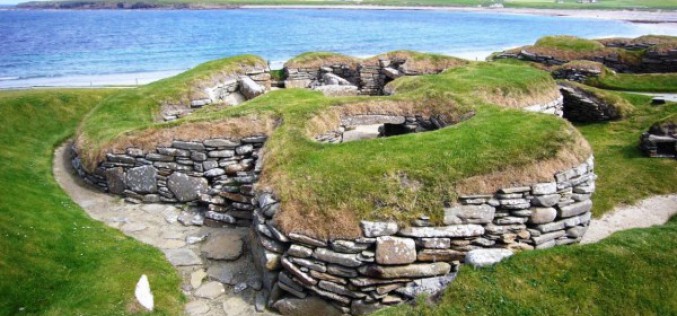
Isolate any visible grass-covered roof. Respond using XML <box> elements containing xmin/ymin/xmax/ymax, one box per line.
<box><xmin>76</xmin><ymin>52</ymin><xmax>591</xmax><ymax>238</ymax></box>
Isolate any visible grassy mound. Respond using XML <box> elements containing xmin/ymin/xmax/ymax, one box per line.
<box><xmin>0</xmin><ymin>89</ymin><xmax>184</xmax><ymax>315</ymax></box>
<box><xmin>362</xmin><ymin>50</ymin><xmax>468</xmax><ymax>73</ymax></box>
<box><xmin>76</xmin><ymin>55</ymin><xmax>590</xmax><ymax>238</ymax></box>
<box><xmin>76</xmin><ymin>55</ymin><xmax>267</xmax><ymax>169</ymax></box>
<box><xmin>377</xmin><ymin>214</ymin><xmax>677</xmax><ymax>316</ymax></box>
<box><xmin>504</xmin><ymin>35</ymin><xmax>653</xmax><ymax>66</ymax></box>
<box><xmin>586</xmin><ymin>71</ymin><xmax>677</xmax><ymax>92</ymax></box>
<box><xmin>283</xmin><ymin>52</ymin><xmax>359</xmax><ymax>69</ymax></box>
<box><xmin>535</xmin><ymin>35</ymin><xmax>605</xmax><ymax>52</ymax></box>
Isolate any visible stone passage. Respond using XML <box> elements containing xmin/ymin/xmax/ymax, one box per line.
<box><xmin>559</xmin><ymin>83</ymin><xmax>623</xmax><ymax>122</ymax></box>
<box><xmin>248</xmin><ymin>157</ymin><xmax>595</xmax><ymax>315</ymax></box>
<box><xmin>314</xmin><ymin>114</ymin><xmax>473</xmax><ymax>143</ymax></box>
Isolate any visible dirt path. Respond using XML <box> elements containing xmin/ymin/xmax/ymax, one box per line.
<box><xmin>53</xmin><ymin>143</ymin><xmax>274</xmax><ymax>316</ymax></box>
<box><xmin>581</xmin><ymin>194</ymin><xmax>677</xmax><ymax>244</ymax></box>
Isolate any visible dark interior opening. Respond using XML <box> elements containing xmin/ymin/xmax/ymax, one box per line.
<box><xmin>381</xmin><ymin>123</ymin><xmax>413</xmax><ymax>137</ymax></box>
<box><xmin>656</xmin><ymin>141</ymin><xmax>676</xmax><ymax>157</ymax></box>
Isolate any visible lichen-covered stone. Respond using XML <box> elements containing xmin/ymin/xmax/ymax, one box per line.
<box><xmin>443</xmin><ymin>204</ymin><xmax>495</xmax><ymax>225</ymax></box>
<box><xmin>375</xmin><ymin>236</ymin><xmax>416</xmax><ymax>265</ymax></box>
<box><xmin>167</xmin><ymin>173</ymin><xmax>208</xmax><ymax>202</ymax></box>
<box><xmin>398</xmin><ymin>225</ymin><xmax>484</xmax><ymax>238</ymax></box>
<box><xmin>124</xmin><ymin>165</ymin><xmax>157</xmax><ymax>193</ymax></box>
<box><xmin>360</xmin><ymin>221</ymin><xmax>398</xmax><ymax>237</ymax></box>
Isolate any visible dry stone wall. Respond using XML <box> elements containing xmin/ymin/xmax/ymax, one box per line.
<box><xmin>248</xmin><ymin>156</ymin><xmax>596</xmax><ymax>315</ymax></box>
<box><xmin>495</xmin><ymin>49</ymin><xmax>676</xmax><ymax>73</ymax></box>
<box><xmin>71</xmin><ymin>136</ymin><xmax>267</xmax><ymax>227</ymax></box>
<box><xmin>161</xmin><ymin>68</ymin><xmax>271</xmax><ymax>121</ymax></box>
<box><xmin>284</xmin><ymin>64</ymin><xmax>360</xmax><ymax>89</ymax></box>
<box><xmin>559</xmin><ymin>84</ymin><xmax>620</xmax><ymax>122</ymax></box>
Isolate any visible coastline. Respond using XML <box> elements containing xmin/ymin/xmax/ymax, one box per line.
<box><xmin>239</xmin><ymin>5</ymin><xmax>677</xmax><ymax>23</ymax></box>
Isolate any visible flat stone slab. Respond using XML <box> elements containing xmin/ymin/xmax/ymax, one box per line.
<box><xmin>165</xmin><ymin>248</ymin><xmax>202</xmax><ymax>266</ymax></box>
<box><xmin>201</xmin><ymin>231</ymin><xmax>244</xmax><ymax>261</ymax></box>
<box><xmin>465</xmin><ymin>249</ymin><xmax>514</xmax><ymax>268</ymax></box>
<box><xmin>194</xmin><ymin>281</ymin><xmax>225</xmax><ymax>299</ymax></box>
<box><xmin>185</xmin><ymin>300</ymin><xmax>210</xmax><ymax>316</ymax></box>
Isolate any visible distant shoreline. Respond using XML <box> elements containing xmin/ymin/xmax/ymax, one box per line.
<box><xmin>9</xmin><ymin>4</ymin><xmax>677</xmax><ymax>23</ymax></box>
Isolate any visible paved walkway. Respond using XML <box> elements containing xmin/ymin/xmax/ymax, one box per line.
<box><xmin>581</xmin><ymin>194</ymin><xmax>677</xmax><ymax>244</ymax></box>
<box><xmin>53</xmin><ymin>143</ymin><xmax>274</xmax><ymax>316</ymax></box>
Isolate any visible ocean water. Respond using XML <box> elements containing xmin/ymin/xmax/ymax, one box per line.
<box><xmin>0</xmin><ymin>9</ymin><xmax>674</xmax><ymax>88</ymax></box>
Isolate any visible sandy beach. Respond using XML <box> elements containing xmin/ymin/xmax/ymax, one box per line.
<box><xmin>240</xmin><ymin>5</ymin><xmax>677</xmax><ymax>23</ymax></box>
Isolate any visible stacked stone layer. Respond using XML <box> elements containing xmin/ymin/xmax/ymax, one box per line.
<box><xmin>249</xmin><ymin>156</ymin><xmax>596</xmax><ymax>315</ymax></box>
<box><xmin>161</xmin><ymin>68</ymin><xmax>271</xmax><ymax>121</ymax></box>
<box><xmin>71</xmin><ymin>137</ymin><xmax>267</xmax><ymax>227</ymax></box>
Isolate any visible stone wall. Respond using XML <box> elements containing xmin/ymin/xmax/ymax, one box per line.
<box><xmin>314</xmin><ymin>114</ymin><xmax>470</xmax><ymax>144</ymax></box>
<box><xmin>522</xmin><ymin>95</ymin><xmax>564</xmax><ymax>116</ymax></box>
<box><xmin>248</xmin><ymin>156</ymin><xmax>595</xmax><ymax>315</ymax></box>
<box><xmin>494</xmin><ymin>49</ymin><xmax>676</xmax><ymax>73</ymax></box>
<box><xmin>640</xmin><ymin>120</ymin><xmax>677</xmax><ymax>158</ymax></box>
<box><xmin>284</xmin><ymin>64</ymin><xmax>360</xmax><ymax>89</ymax></box>
<box><xmin>71</xmin><ymin>136</ymin><xmax>267</xmax><ymax>227</ymax></box>
<box><xmin>559</xmin><ymin>84</ymin><xmax>620</xmax><ymax>122</ymax></box>
<box><xmin>283</xmin><ymin>57</ymin><xmax>448</xmax><ymax>96</ymax></box>
<box><xmin>161</xmin><ymin>68</ymin><xmax>271</xmax><ymax>121</ymax></box>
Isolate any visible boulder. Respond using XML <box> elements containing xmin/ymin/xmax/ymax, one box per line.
<box><xmin>284</xmin><ymin>79</ymin><xmax>312</xmax><ymax>89</ymax></box>
<box><xmin>124</xmin><ymin>165</ymin><xmax>157</xmax><ymax>193</ymax></box>
<box><xmin>313</xmin><ymin>85</ymin><xmax>359</xmax><ymax>97</ymax></box>
<box><xmin>224</xmin><ymin>91</ymin><xmax>246</xmax><ymax>106</ymax></box>
<box><xmin>167</xmin><ymin>173</ymin><xmax>208</xmax><ymax>202</ymax></box>
<box><xmin>238</xmin><ymin>76</ymin><xmax>265</xmax><ymax>100</ymax></box>
<box><xmin>465</xmin><ymin>249</ymin><xmax>513</xmax><ymax>268</ymax></box>
<box><xmin>375</xmin><ymin>236</ymin><xmax>416</xmax><ymax>265</ymax></box>
<box><xmin>201</xmin><ymin>231</ymin><xmax>244</xmax><ymax>261</ymax></box>
<box><xmin>322</xmin><ymin>72</ymin><xmax>352</xmax><ymax>85</ymax></box>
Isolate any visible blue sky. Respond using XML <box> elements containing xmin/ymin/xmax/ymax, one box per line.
<box><xmin>0</xmin><ymin>0</ymin><xmax>21</xmax><ymax>5</ymax></box>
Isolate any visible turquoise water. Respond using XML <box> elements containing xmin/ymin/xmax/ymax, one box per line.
<box><xmin>0</xmin><ymin>9</ymin><xmax>674</xmax><ymax>87</ymax></box>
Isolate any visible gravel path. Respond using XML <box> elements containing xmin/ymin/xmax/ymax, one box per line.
<box><xmin>53</xmin><ymin>143</ymin><xmax>274</xmax><ymax>316</ymax></box>
<box><xmin>581</xmin><ymin>194</ymin><xmax>677</xmax><ymax>244</ymax></box>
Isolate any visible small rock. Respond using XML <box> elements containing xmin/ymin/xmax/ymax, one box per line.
<box><xmin>190</xmin><ymin>269</ymin><xmax>207</xmax><ymax>289</ymax></box>
<box><xmin>194</xmin><ymin>281</ymin><xmax>225</xmax><ymax>299</ymax></box>
<box><xmin>186</xmin><ymin>234</ymin><xmax>208</xmax><ymax>245</ymax></box>
<box><xmin>185</xmin><ymin>300</ymin><xmax>210</xmax><ymax>316</ymax></box>
<box><xmin>254</xmin><ymin>291</ymin><xmax>267</xmax><ymax>312</ymax></box>
<box><xmin>165</xmin><ymin>248</ymin><xmax>202</xmax><ymax>266</ymax></box>
<box><xmin>233</xmin><ymin>282</ymin><xmax>248</xmax><ymax>293</ymax></box>
<box><xmin>222</xmin><ymin>296</ymin><xmax>252</xmax><ymax>316</ymax></box>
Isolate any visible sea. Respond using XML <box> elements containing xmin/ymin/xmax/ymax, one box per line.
<box><xmin>0</xmin><ymin>8</ymin><xmax>675</xmax><ymax>88</ymax></box>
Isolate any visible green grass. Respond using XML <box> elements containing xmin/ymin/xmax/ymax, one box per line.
<box><xmin>0</xmin><ymin>89</ymin><xmax>184</xmax><ymax>315</ymax></box>
<box><xmin>586</xmin><ymin>71</ymin><xmax>677</xmax><ymax>92</ymax></box>
<box><xmin>284</xmin><ymin>51</ymin><xmax>358</xmax><ymax>68</ymax></box>
<box><xmin>17</xmin><ymin>0</ymin><xmax>677</xmax><ymax>9</ymax></box>
<box><xmin>78</xmin><ymin>54</ymin><xmax>266</xmax><ymax>164</ymax></box>
<box><xmin>576</xmin><ymin>93</ymin><xmax>677</xmax><ymax>216</ymax></box>
<box><xmin>377</xmin><ymin>214</ymin><xmax>677</xmax><ymax>316</ymax></box>
<box><xmin>535</xmin><ymin>35</ymin><xmax>605</xmax><ymax>52</ymax></box>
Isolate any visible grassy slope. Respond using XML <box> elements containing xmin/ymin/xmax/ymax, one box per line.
<box><xmin>587</xmin><ymin>72</ymin><xmax>677</xmax><ymax>92</ymax></box>
<box><xmin>0</xmin><ymin>90</ymin><xmax>184</xmax><ymax>316</ymax></box>
<box><xmin>17</xmin><ymin>0</ymin><xmax>677</xmax><ymax>9</ymax></box>
<box><xmin>78</xmin><ymin>55</ymin><xmax>266</xmax><ymax>162</ymax></box>
<box><xmin>577</xmin><ymin>94</ymin><xmax>677</xmax><ymax>216</ymax></box>
<box><xmin>378</xmin><ymin>215</ymin><xmax>677</xmax><ymax>316</ymax></box>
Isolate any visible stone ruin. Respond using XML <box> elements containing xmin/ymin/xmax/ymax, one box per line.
<box><xmin>640</xmin><ymin>118</ymin><xmax>676</xmax><ymax>159</ymax></box>
<box><xmin>70</xmin><ymin>53</ymin><xmax>599</xmax><ymax>316</ymax></box>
